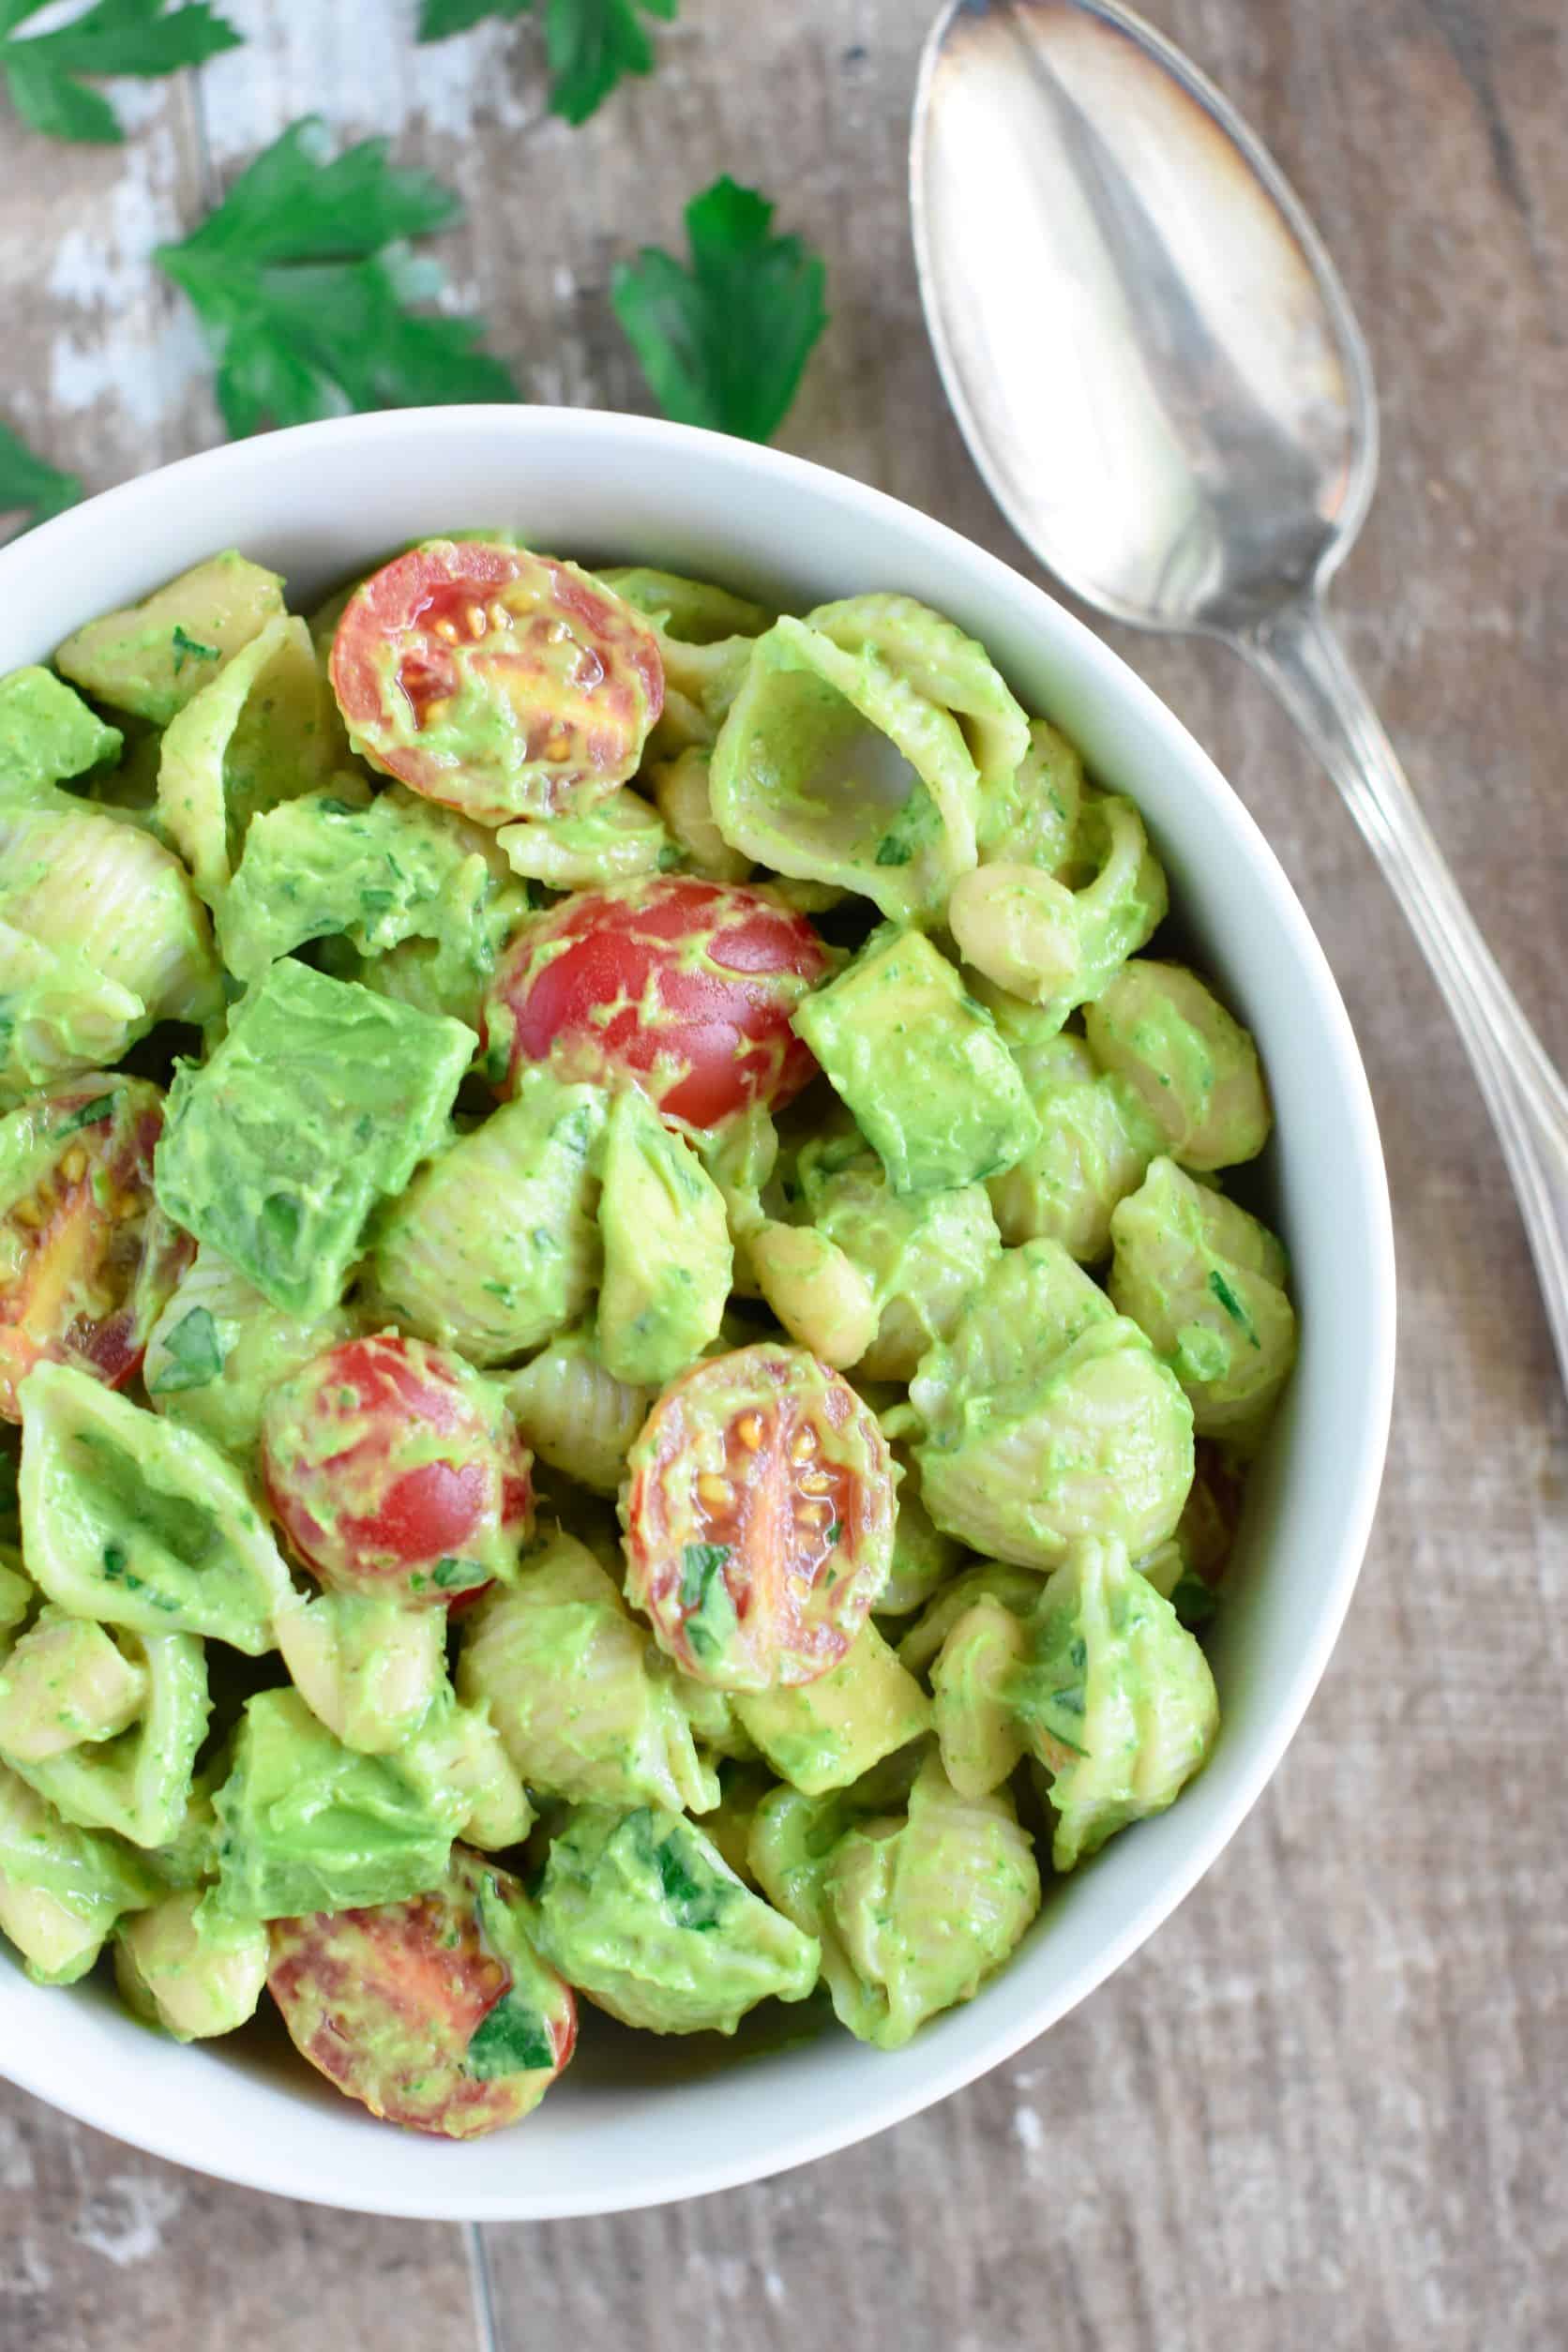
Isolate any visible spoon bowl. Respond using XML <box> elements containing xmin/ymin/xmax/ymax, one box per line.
<box><xmin>912</xmin><ymin>0</ymin><xmax>1568</xmax><ymax>1387</ymax></box>
<box><xmin>912</xmin><ymin>0</ymin><xmax>1375</xmax><ymax>633</ymax></box>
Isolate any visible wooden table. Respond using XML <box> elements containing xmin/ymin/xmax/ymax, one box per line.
<box><xmin>3</xmin><ymin>2</ymin><xmax>1564</xmax><ymax>2345</ymax></box>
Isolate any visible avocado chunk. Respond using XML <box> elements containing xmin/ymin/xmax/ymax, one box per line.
<box><xmin>0</xmin><ymin>669</ymin><xmax>122</xmax><ymax>794</ymax></box>
<box><xmin>211</xmin><ymin>1687</ymin><xmax>465</xmax><ymax>1921</ymax></box>
<box><xmin>792</xmin><ymin>925</ymin><xmax>1039</xmax><ymax>1194</ymax></box>
<box><xmin>217</xmin><ymin>784</ymin><xmax>519</xmax><ymax>987</ymax></box>
<box><xmin>155</xmin><ymin>957</ymin><xmax>474</xmax><ymax>1318</ymax></box>
<box><xmin>18</xmin><ymin>1361</ymin><xmax>294</xmax><ymax>1655</ymax></box>
<box><xmin>596</xmin><ymin>1085</ymin><xmax>732</xmax><ymax>1385</ymax></box>
<box><xmin>53</xmin><ymin>552</ymin><xmax>286</xmax><ymax>728</ymax></box>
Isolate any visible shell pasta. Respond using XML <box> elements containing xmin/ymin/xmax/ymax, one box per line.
<box><xmin>0</xmin><ymin>536</ymin><xmax>1295</xmax><ymax>2137</ymax></box>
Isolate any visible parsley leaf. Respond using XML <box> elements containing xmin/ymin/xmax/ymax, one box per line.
<box><xmin>154</xmin><ymin>116</ymin><xmax>519</xmax><ymax>437</ymax></box>
<box><xmin>465</xmin><ymin>1994</ymin><xmax>555</xmax><ymax>2077</ymax></box>
<box><xmin>611</xmin><ymin>175</ymin><xmax>827</xmax><ymax>443</ymax></box>
<box><xmin>1</xmin><ymin>0</ymin><xmax>241</xmax><ymax>145</ymax></box>
<box><xmin>417</xmin><ymin>0</ymin><xmax>677</xmax><ymax>128</ymax></box>
<box><xmin>0</xmin><ymin>415</ymin><xmax>81</xmax><ymax>536</ymax></box>
<box><xmin>148</xmin><ymin>1306</ymin><xmax>224</xmax><ymax>1395</ymax></box>
<box><xmin>418</xmin><ymin>0</ymin><xmax>531</xmax><ymax>40</ymax></box>
<box><xmin>544</xmin><ymin>0</ymin><xmax>677</xmax><ymax>126</ymax></box>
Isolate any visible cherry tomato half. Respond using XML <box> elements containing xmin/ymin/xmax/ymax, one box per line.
<box><xmin>484</xmin><ymin>876</ymin><xmax>830</xmax><ymax>1131</ymax></box>
<box><xmin>329</xmin><ymin>540</ymin><xmax>664</xmax><ymax>824</ymax></box>
<box><xmin>624</xmin><ymin>1342</ymin><xmax>896</xmax><ymax>1692</ymax></box>
<box><xmin>0</xmin><ymin>1076</ymin><xmax>191</xmax><ymax>1423</ymax></box>
<box><xmin>261</xmin><ymin>1333</ymin><xmax>533</xmax><ymax>1605</ymax></box>
<box><xmin>268</xmin><ymin>1847</ymin><xmax>577</xmax><ymax>2139</ymax></box>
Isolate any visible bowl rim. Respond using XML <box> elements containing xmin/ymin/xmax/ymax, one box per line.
<box><xmin>0</xmin><ymin>406</ymin><xmax>1396</xmax><ymax>2218</ymax></box>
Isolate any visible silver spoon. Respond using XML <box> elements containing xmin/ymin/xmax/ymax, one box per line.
<box><xmin>912</xmin><ymin>0</ymin><xmax>1568</xmax><ymax>1391</ymax></box>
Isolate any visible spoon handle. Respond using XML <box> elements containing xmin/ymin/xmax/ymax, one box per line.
<box><xmin>1243</xmin><ymin>593</ymin><xmax>1568</xmax><ymax>1394</ymax></box>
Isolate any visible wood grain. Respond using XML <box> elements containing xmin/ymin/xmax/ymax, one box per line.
<box><xmin>2</xmin><ymin>1</ymin><xmax>1565</xmax><ymax>2345</ymax></box>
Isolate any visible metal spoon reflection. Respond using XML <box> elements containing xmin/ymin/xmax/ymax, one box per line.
<box><xmin>912</xmin><ymin>0</ymin><xmax>1568</xmax><ymax>1389</ymax></box>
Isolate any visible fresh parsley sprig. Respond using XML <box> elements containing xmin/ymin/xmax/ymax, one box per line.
<box><xmin>0</xmin><ymin>417</ymin><xmax>82</xmax><ymax>538</ymax></box>
<box><xmin>611</xmin><ymin>176</ymin><xmax>828</xmax><ymax>444</ymax></box>
<box><xmin>418</xmin><ymin>0</ymin><xmax>679</xmax><ymax>129</ymax></box>
<box><xmin>154</xmin><ymin>118</ymin><xmax>519</xmax><ymax>437</ymax></box>
<box><xmin>0</xmin><ymin>0</ymin><xmax>241</xmax><ymax>145</ymax></box>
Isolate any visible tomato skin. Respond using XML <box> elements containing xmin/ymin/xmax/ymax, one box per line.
<box><xmin>484</xmin><ymin>877</ymin><xmax>830</xmax><ymax>1130</ymax></box>
<box><xmin>268</xmin><ymin>1847</ymin><xmax>577</xmax><ymax>2140</ymax></box>
<box><xmin>624</xmin><ymin>1342</ymin><xmax>897</xmax><ymax>1691</ymax></box>
<box><xmin>260</xmin><ymin>1333</ymin><xmax>533</xmax><ymax>1605</ymax></box>
<box><xmin>0</xmin><ymin>1076</ymin><xmax>191</xmax><ymax>1423</ymax></box>
<box><xmin>329</xmin><ymin>540</ymin><xmax>664</xmax><ymax>824</ymax></box>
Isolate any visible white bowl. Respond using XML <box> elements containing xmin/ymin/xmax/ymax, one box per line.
<box><xmin>0</xmin><ymin>408</ymin><xmax>1395</xmax><ymax>2219</ymax></box>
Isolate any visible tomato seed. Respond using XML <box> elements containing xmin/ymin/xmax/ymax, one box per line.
<box><xmin>735</xmin><ymin>1414</ymin><xmax>764</xmax><ymax>1451</ymax></box>
<box><xmin>697</xmin><ymin>1473</ymin><xmax>731</xmax><ymax>1508</ymax></box>
<box><xmin>798</xmin><ymin>1470</ymin><xmax>831</xmax><ymax>1495</ymax></box>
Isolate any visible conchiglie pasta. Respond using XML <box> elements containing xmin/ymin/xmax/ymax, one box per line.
<box><xmin>950</xmin><ymin>785</ymin><xmax>1167</xmax><ymax>1024</ymax></box>
<box><xmin>0</xmin><ymin>921</ymin><xmax>143</xmax><ymax>1105</ymax></box>
<box><xmin>710</xmin><ymin>603</ymin><xmax>990</xmax><ymax>923</ymax></box>
<box><xmin>157</xmin><ymin>614</ymin><xmax>331</xmax><ymax>903</ymax></box>
<box><xmin>1010</xmin><ymin>1534</ymin><xmax>1218</xmax><ymax>1871</ymax></box>
<box><xmin>909</xmin><ymin>1239</ymin><xmax>1194</xmax><ymax>1569</ymax></box>
<box><xmin>0</xmin><ymin>1620</ymin><xmax>209</xmax><ymax>1850</ymax></box>
<box><xmin>648</xmin><ymin>747</ymin><xmax>752</xmax><ymax>882</ymax></box>
<box><xmin>1085</xmin><ymin>960</ymin><xmax>1271</xmax><ymax>1171</ymax></box>
<box><xmin>372</xmin><ymin>1072</ymin><xmax>605</xmax><ymax>1365</ymax></box>
<box><xmin>799</xmin><ymin>1148</ymin><xmax>1002</xmax><ymax>1381</ymax></box>
<box><xmin>456</xmin><ymin>1532</ymin><xmax>719</xmax><ymax>1815</ymax></box>
<box><xmin>143</xmin><ymin>1244</ymin><xmax>355</xmax><ymax>1463</ymax></box>
<box><xmin>982</xmin><ymin>1010</ymin><xmax>1164</xmax><ymax>1261</ymax></box>
<box><xmin>0</xmin><ymin>797</ymin><xmax>220</xmax><ymax>1042</ymax></box>
<box><xmin>505</xmin><ymin>1326</ymin><xmax>653</xmax><ymax>1496</ymax></box>
<box><xmin>497</xmin><ymin>791</ymin><xmax>673</xmax><ymax>888</ymax></box>
<box><xmin>749</xmin><ymin>1748</ymin><xmax>1039</xmax><ymax>2049</ymax></box>
<box><xmin>1108</xmin><ymin>1156</ymin><xmax>1296</xmax><ymax>1442</ymax></box>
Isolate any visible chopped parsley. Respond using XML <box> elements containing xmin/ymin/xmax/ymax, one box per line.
<box><xmin>1208</xmin><ymin>1269</ymin><xmax>1259</xmax><ymax>1347</ymax></box>
<box><xmin>465</xmin><ymin>1995</ymin><xmax>555</xmax><ymax>2077</ymax></box>
<box><xmin>171</xmin><ymin>623</ymin><xmax>220</xmax><ymax>674</ymax></box>
<box><xmin>148</xmin><ymin>1305</ymin><xmax>225</xmax><ymax>1394</ymax></box>
<box><xmin>418</xmin><ymin>0</ymin><xmax>678</xmax><ymax>128</ymax></box>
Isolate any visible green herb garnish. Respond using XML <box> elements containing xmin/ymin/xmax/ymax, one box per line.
<box><xmin>155</xmin><ymin>116</ymin><xmax>519</xmax><ymax>437</ymax></box>
<box><xmin>172</xmin><ymin>623</ymin><xmax>220</xmax><ymax>674</ymax></box>
<box><xmin>612</xmin><ymin>175</ymin><xmax>827</xmax><ymax>443</ymax></box>
<box><xmin>1</xmin><ymin>0</ymin><xmax>240</xmax><ymax>145</ymax></box>
<box><xmin>0</xmin><ymin>416</ymin><xmax>81</xmax><ymax>537</ymax></box>
<box><xmin>148</xmin><ymin>1305</ymin><xmax>224</xmax><ymax>1395</ymax></box>
<box><xmin>1208</xmin><ymin>1269</ymin><xmax>1259</xmax><ymax>1347</ymax></box>
<box><xmin>419</xmin><ymin>0</ymin><xmax>677</xmax><ymax>127</ymax></box>
<box><xmin>465</xmin><ymin>1996</ymin><xmax>555</xmax><ymax>2076</ymax></box>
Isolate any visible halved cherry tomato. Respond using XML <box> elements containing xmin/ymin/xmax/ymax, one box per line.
<box><xmin>260</xmin><ymin>1333</ymin><xmax>533</xmax><ymax>1605</ymax></box>
<box><xmin>268</xmin><ymin>1847</ymin><xmax>577</xmax><ymax>2140</ymax></box>
<box><xmin>624</xmin><ymin>1342</ymin><xmax>896</xmax><ymax>1691</ymax></box>
<box><xmin>484</xmin><ymin>876</ymin><xmax>830</xmax><ymax>1130</ymax></box>
<box><xmin>328</xmin><ymin>540</ymin><xmax>664</xmax><ymax>824</ymax></box>
<box><xmin>0</xmin><ymin>1076</ymin><xmax>191</xmax><ymax>1422</ymax></box>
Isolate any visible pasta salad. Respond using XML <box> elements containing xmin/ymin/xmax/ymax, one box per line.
<box><xmin>0</xmin><ymin>538</ymin><xmax>1296</xmax><ymax>2136</ymax></box>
